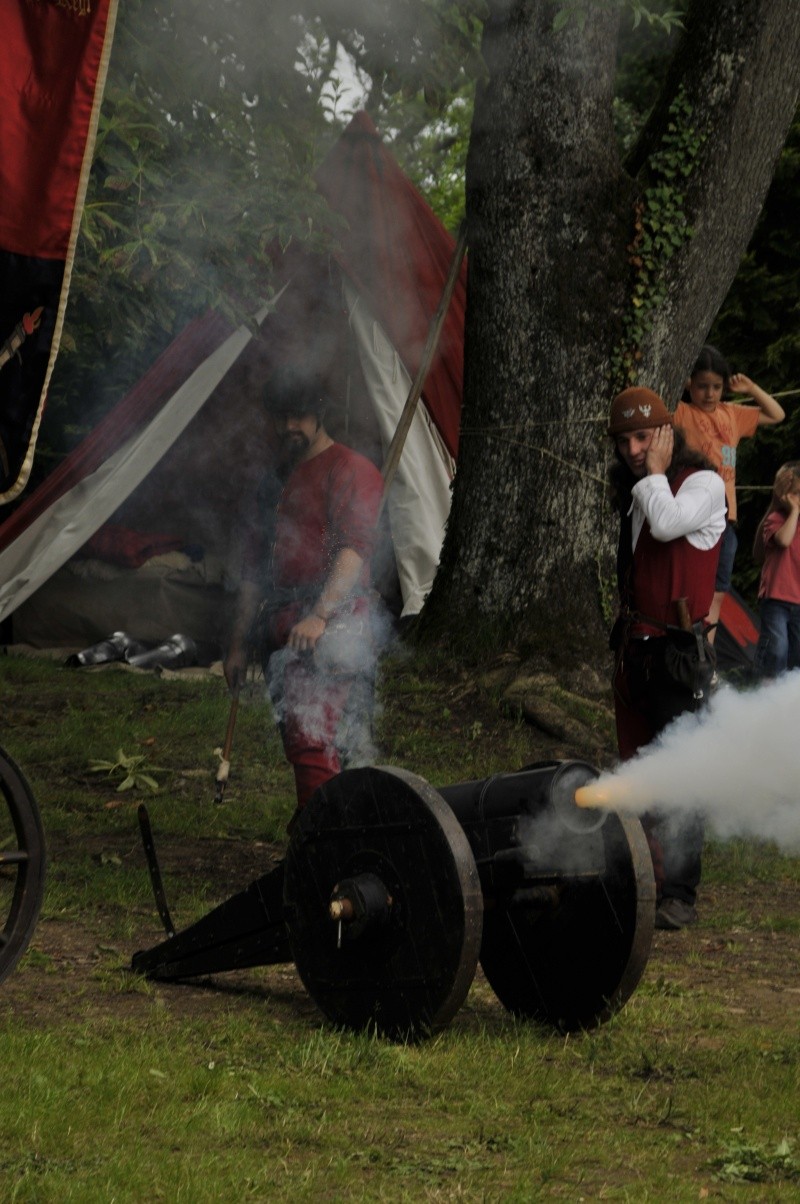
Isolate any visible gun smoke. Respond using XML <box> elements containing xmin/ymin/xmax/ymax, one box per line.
<box><xmin>591</xmin><ymin>671</ymin><xmax>800</xmax><ymax>850</ymax></box>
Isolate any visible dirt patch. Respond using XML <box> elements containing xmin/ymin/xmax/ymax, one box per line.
<box><xmin>3</xmin><ymin>650</ymin><xmax>798</xmax><ymax>1038</ymax></box>
<box><xmin>3</xmin><ymin>834</ymin><xmax>799</xmax><ymax>1038</ymax></box>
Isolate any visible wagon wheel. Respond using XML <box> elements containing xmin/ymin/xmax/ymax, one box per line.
<box><xmin>284</xmin><ymin>766</ymin><xmax>483</xmax><ymax>1041</ymax></box>
<box><xmin>479</xmin><ymin>765</ymin><xmax>655</xmax><ymax>1032</ymax></box>
<box><xmin>0</xmin><ymin>746</ymin><xmax>46</xmax><ymax>985</ymax></box>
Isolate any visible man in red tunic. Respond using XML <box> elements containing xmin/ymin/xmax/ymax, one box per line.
<box><xmin>225</xmin><ymin>371</ymin><xmax>384</xmax><ymax>819</ymax></box>
<box><xmin>608</xmin><ymin>387</ymin><xmax>726</xmax><ymax>929</ymax></box>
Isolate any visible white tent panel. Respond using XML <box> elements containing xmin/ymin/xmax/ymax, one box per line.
<box><xmin>0</xmin><ymin>319</ymin><xmax>259</xmax><ymax>625</ymax></box>
<box><xmin>344</xmin><ymin>279</ymin><xmax>454</xmax><ymax>617</ymax></box>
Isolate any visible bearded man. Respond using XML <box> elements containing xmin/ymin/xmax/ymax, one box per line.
<box><xmin>224</xmin><ymin>370</ymin><xmax>383</xmax><ymax>819</ymax></box>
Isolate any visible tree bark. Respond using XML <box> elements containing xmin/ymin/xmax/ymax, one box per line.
<box><xmin>423</xmin><ymin>0</ymin><xmax>800</xmax><ymax>650</ymax></box>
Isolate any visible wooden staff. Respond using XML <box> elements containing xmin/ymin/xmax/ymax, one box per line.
<box><xmin>213</xmin><ymin>679</ymin><xmax>240</xmax><ymax>804</ymax></box>
<box><xmin>379</xmin><ymin>216</ymin><xmax>468</xmax><ymax>506</ymax></box>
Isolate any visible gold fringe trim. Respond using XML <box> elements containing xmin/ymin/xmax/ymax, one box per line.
<box><xmin>54</xmin><ymin>0</ymin><xmax>92</xmax><ymax>13</ymax></box>
<box><xmin>27</xmin><ymin>0</ymin><xmax>92</xmax><ymax>14</ymax></box>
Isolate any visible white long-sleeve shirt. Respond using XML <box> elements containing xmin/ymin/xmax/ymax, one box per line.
<box><xmin>629</xmin><ymin>470</ymin><xmax>726</xmax><ymax>551</ymax></box>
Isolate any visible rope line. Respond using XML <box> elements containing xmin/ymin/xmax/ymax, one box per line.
<box><xmin>459</xmin><ymin>386</ymin><xmax>799</xmax><ymax>438</ymax></box>
<box><xmin>475</xmin><ymin>430</ymin><xmax>608</xmax><ymax>486</ymax></box>
<box><xmin>464</xmin><ymin>430</ymin><xmax>781</xmax><ymax>496</ymax></box>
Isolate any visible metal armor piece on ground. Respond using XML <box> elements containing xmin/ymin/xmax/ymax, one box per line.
<box><xmin>132</xmin><ymin>761</ymin><xmax>655</xmax><ymax>1039</ymax></box>
<box><xmin>0</xmin><ymin>746</ymin><xmax>46</xmax><ymax>985</ymax></box>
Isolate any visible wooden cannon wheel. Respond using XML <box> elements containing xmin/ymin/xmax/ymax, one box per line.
<box><xmin>0</xmin><ymin>746</ymin><xmax>46</xmax><ymax>986</ymax></box>
<box><xmin>478</xmin><ymin>764</ymin><xmax>656</xmax><ymax>1031</ymax></box>
<box><xmin>283</xmin><ymin>766</ymin><xmax>483</xmax><ymax>1041</ymax></box>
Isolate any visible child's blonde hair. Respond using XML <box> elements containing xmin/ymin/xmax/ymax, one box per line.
<box><xmin>770</xmin><ymin>460</ymin><xmax>800</xmax><ymax>512</ymax></box>
<box><xmin>753</xmin><ymin>461</ymin><xmax>800</xmax><ymax>565</ymax></box>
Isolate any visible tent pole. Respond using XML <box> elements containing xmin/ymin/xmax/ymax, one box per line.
<box><xmin>379</xmin><ymin>218</ymin><xmax>468</xmax><ymax>508</ymax></box>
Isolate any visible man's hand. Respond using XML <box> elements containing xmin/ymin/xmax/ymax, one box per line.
<box><xmin>223</xmin><ymin>642</ymin><xmax>248</xmax><ymax>691</ymax></box>
<box><xmin>287</xmin><ymin>613</ymin><xmax>327</xmax><ymax>654</ymax></box>
<box><xmin>644</xmin><ymin>424</ymin><xmax>673</xmax><ymax>476</ymax></box>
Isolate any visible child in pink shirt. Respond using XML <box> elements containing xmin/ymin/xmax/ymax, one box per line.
<box><xmin>753</xmin><ymin>462</ymin><xmax>800</xmax><ymax>679</ymax></box>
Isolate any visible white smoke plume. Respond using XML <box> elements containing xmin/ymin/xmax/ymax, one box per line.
<box><xmin>591</xmin><ymin>671</ymin><xmax>800</xmax><ymax>850</ymax></box>
<box><xmin>265</xmin><ymin>598</ymin><xmax>396</xmax><ymax>769</ymax></box>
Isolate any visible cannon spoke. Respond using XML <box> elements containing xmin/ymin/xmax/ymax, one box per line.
<box><xmin>0</xmin><ymin>747</ymin><xmax>46</xmax><ymax>986</ymax></box>
<box><xmin>1</xmin><ymin>850</ymin><xmax>30</xmax><ymax>865</ymax></box>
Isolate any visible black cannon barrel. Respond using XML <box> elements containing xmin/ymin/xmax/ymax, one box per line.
<box><xmin>437</xmin><ymin>759</ymin><xmax>603</xmax><ymax>832</ymax></box>
<box><xmin>436</xmin><ymin>760</ymin><xmax>609</xmax><ymax>902</ymax></box>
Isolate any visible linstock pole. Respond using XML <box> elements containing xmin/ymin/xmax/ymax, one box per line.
<box><xmin>379</xmin><ymin>218</ymin><xmax>468</xmax><ymax>511</ymax></box>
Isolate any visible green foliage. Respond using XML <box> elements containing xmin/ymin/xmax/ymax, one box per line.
<box><xmin>37</xmin><ymin>0</ymin><xmax>488</xmax><ymax>466</ymax></box>
<box><xmin>709</xmin><ymin>113</ymin><xmax>800</xmax><ymax>600</ymax></box>
<box><xmin>711</xmin><ymin>1136</ymin><xmax>799</xmax><ymax>1184</ymax></box>
<box><xmin>43</xmin><ymin>1</ymin><xmax>345</xmax><ymax>456</ymax></box>
<box><xmin>613</xmin><ymin>86</ymin><xmax>706</xmax><ymax>387</ymax></box>
<box><xmin>389</xmin><ymin>89</ymin><xmax>473</xmax><ymax>232</ymax></box>
<box><xmin>554</xmin><ymin>0</ymin><xmax>684</xmax><ymax>34</ymax></box>
<box><xmin>88</xmin><ymin>748</ymin><xmax>162</xmax><ymax>793</ymax></box>
<box><xmin>613</xmin><ymin>0</ymin><xmax>688</xmax><ymax>151</ymax></box>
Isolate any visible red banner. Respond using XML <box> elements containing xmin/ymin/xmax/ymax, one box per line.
<box><xmin>0</xmin><ymin>0</ymin><xmax>118</xmax><ymax>503</ymax></box>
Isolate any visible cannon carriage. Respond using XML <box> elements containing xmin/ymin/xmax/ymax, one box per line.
<box><xmin>133</xmin><ymin>760</ymin><xmax>655</xmax><ymax>1039</ymax></box>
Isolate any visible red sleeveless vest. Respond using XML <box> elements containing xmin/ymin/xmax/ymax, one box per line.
<box><xmin>630</xmin><ymin>468</ymin><xmax>721</xmax><ymax>636</ymax></box>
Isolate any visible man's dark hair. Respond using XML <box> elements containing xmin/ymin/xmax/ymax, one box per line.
<box><xmin>262</xmin><ymin>366</ymin><xmax>329</xmax><ymax>417</ymax></box>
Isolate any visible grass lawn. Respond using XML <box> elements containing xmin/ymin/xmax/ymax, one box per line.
<box><xmin>1</xmin><ymin>648</ymin><xmax>798</xmax><ymax>1201</ymax></box>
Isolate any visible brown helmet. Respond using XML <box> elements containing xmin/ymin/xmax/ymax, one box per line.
<box><xmin>608</xmin><ymin>387</ymin><xmax>673</xmax><ymax>436</ymax></box>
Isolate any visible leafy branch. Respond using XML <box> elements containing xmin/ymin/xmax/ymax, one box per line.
<box><xmin>612</xmin><ymin>85</ymin><xmax>706</xmax><ymax>387</ymax></box>
<box><xmin>553</xmin><ymin>0</ymin><xmax>684</xmax><ymax>34</ymax></box>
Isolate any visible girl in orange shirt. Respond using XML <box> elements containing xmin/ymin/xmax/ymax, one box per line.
<box><xmin>674</xmin><ymin>345</ymin><xmax>785</xmax><ymax>638</ymax></box>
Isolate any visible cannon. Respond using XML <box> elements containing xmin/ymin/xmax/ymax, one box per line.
<box><xmin>0</xmin><ymin>745</ymin><xmax>46</xmax><ymax>985</ymax></box>
<box><xmin>132</xmin><ymin>760</ymin><xmax>655</xmax><ymax>1038</ymax></box>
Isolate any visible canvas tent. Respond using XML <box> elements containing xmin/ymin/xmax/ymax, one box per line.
<box><xmin>0</xmin><ymin>112</ymin><xmax>466</xmax><ymax>653</ymax></box>
<box><xmin>716</xmin><ymin>588</ymin><xmax>760</xmax><ymax>678</ymax></box>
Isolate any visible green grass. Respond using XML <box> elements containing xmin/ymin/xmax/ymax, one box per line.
<box><xmin>1</xmin><ymin>649</ymin><xmax>799</xmax><ymax>1200</ymax></box>
<box><xmin>0</xmin><ymin>1002</ymin><xmax>798</xmax><ymax>1200</ymax></box>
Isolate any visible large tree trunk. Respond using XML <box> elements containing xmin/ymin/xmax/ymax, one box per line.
<box><xmin>424</xmin><ymin>0</ymin><xmax>800</xmax><ymax>650</ymax></box>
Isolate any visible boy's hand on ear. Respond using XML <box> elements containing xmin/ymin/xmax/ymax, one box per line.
<box><xmin>644</xmin><ymin>424</ymin><xmax>673</xmax><ymax>476</ymax></box>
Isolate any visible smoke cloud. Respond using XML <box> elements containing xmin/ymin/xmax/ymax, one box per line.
<box><xmin>593</xmin><ymin>671</ymin><xmax>800</xmax><ymax>850</ymax></box>
<box><xmin>266</xmin><ymin>597</ymin><xmax>396</xmax><ymax>769</ymax></box>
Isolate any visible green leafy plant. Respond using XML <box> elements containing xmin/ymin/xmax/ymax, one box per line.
<box><xmin>88</xmin><ymin>748</ymin><xmax>162</xmax><ymax>793</ymax></box>
<box><xmin>711</xmin><ymin>1136</ymin><xmax>799</xmax><ymax>1184</ymax></box>
<box><xmin>554</xmin><ymin>0</ymin><xmax>684</xmax><ymax>34</ymax></box>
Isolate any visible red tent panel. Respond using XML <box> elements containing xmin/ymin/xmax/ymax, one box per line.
<box><xmin>719</xmin><ymin>591</ymin><xmax>760</xmax><ymax>649</ymax></box>
<box><xmin>316</xmin><ymin>111</ymin><xmax>465</xmax><ymax>460</ymax></box>
<box><xmin>0</xmin><ymin>309</ymin><xmax>233</xmax><ymax>555</ymax></box>
<box><xmin>0</xmin><ymin>113</ymin><xmax>465</xmax><ymax>555</ymax></box>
